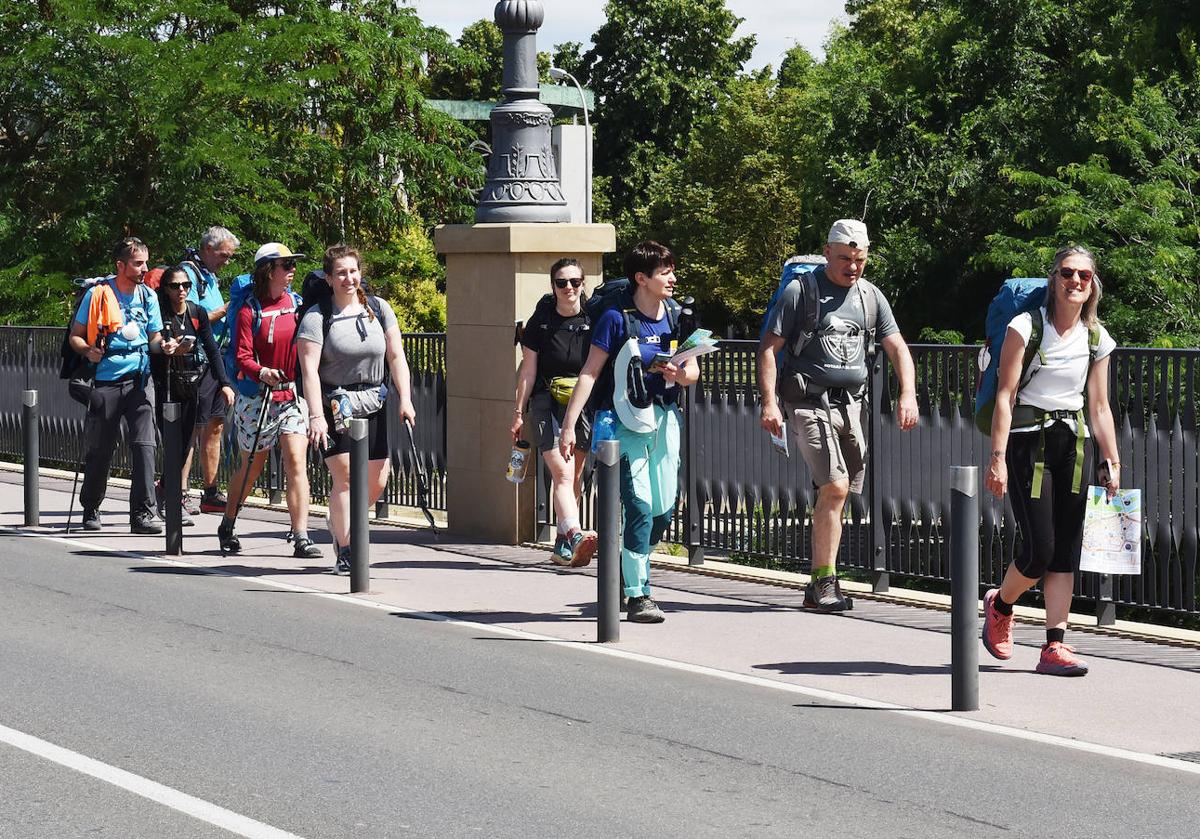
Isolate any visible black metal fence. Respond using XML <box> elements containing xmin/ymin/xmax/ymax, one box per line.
<box><xmin>4</xmin><ymin>325</ymin><xmax>1196</xmax><ymax>620</ymax></box>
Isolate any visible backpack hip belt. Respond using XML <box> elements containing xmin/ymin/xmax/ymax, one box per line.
<box><xmin>1012</xmin><ymin>405</ymin><xmax>1088</xmax><ymax>499</ymax></box>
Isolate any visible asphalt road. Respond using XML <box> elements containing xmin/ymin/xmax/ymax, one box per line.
<box><xmin>1</xmin><ymin>530</ymin><xmax>1198</xmax><ymax>839</ymax></box>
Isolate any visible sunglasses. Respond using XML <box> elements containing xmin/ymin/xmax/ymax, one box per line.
<box><xmin>275</xmin><ymin>259</ymin><xmax>298</xmax><ymax>270</ymax></box>
<box><xmin>553</xmin><ymin>277</ymin><xmax>584</xmax><ymax>289</ymax></box>
<box><xmin>1058</xmin><ymin>266</ymin><xmax>1094</xmax><ymax>284</ymax></box>
<box><xmin>167</xmin><ymin>281</ymin><xmax>192</xmax><ymax>291</ymax></box>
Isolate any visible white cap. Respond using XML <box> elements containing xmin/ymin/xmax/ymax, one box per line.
<box><xmin>253</xmin><ymin>242</ymin><xmax>306</xmax><ymax>268</ymax></box>
<box><xmin>827</xmin><ymin>219</ymin><xmax>870</xmax><ymax>248</ymax></box>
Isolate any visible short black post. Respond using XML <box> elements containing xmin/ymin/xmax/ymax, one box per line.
<box><xmin>163</xmin><ymin>401</ymin><xmax>184</xmax><ymax>555</ymax></box>
<box><xmin>950</xmin><ymin>465</ymin><xmax>979</xmax><ymax>712</ymax></box>
<box><xmin>349</xmin><ymin>418</ymin><xmax>370</xmax><ymax>593</ymax></box>
<box><xmin>596</xmin><ymin>439</ymin><xmax>620</xmax><ymax>642</ymax></box>
<box><xmin>23</xmin><ymin>390</ymin><xmax>39</xmax><ymax>526</ymax></box>
<box><xmin>1096</xmin><ymin>574</ymin><xmax>1117</xmax><ymax>626</ymax></box>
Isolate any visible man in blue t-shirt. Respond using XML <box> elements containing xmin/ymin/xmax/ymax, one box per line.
<box><xmin>181</xmin><ymin>226</ymin><xmax>239</xmax><ymax>514</ymax></box>
<box><xmin>559</xmin><ymin>241</ymin><xmax>701</xmax><ymax>624</ymax></box>
<box><xmin>68</xmin><ymin>236</ymin><xmax>176</xmax><ymax>533</ymax></box>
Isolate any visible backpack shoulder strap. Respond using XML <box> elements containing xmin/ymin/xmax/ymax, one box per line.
<box><xmin>664</xmin><ymin>298</ymin><xmax>681</xmax><ymax>335</ymax></box>
<box><xmin>856</xmin><ymin>279</ymin><xmax>880</xmax><ymax>355</ymax></box>
<box><xmin>367</xmin><ymin>294</ymin><xmax>384</xmax><ymax>323</ymax></box>
<box><xmin>1018</xmin><ymin>308</ymin><xmax>1045</xmax><ymax>389</ymax></box>
<box><xmin>786</xmin><ymin>271</ymin><xmax>821</xmax><ymax>356</ymax></box>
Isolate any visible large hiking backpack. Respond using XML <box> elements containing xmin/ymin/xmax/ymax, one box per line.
<box><xmin>974</xmin><ymin>278</ymin><xmax>1047</xmax><ymax>434</ymax></box>
<box><xmin>759</xmin><ymin>255</ymin><xmax>826</xmax><ymax>350</ymax></box>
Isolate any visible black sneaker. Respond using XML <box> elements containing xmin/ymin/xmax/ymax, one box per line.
<box><xmin>292</xmin><ymin>536</ymin><xmax>323</xmax><ymax>559</ymax></box>
<box><xmin>130</xmin><ymin>511</ymin><xmax>163</xmax><ymax>535</ymax></box>
<box><xmin>199</xmin><ymin>486</ymin><xmax>227</xmax><ymax>514</ymax></box>
<box><xmin>334</xmin><ymin>546</ymin><xmax>351</xmax><ymax>575</ymax></box>
<box><xmin>217</xmin><ymin>519</ymin><xmax>241</xmax><ymax>554</ymax></box>
<box><xmin>81</xmin><ymin>507</ymin><xmax>102</xmax><ymax>532</ymax></box>
<box><xmin>627</xmin><ymin>596</ymin><xmax>665</xmax><ymax>624</ymax></box>
<box><xmin>803</xmin><ymin>574</ymin><xmax>853</xmax><ymax>612</ymax></box>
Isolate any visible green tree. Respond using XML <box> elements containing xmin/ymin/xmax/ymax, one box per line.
<box><xmin>579</xmin><ymin>0</ymin><xmax>754</xmax><ymax>248</ymax></box>
<box><xmin>0</xmin><ymin>0</ymin><xmax>481</xmax><ymax>328</ymax></box>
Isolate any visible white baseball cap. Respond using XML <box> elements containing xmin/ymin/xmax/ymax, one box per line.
<box><xmin>253</xmin><ymin>242</ymin><xmax>306</xmax><ymax>268</ymax></box>
<box><xmin>827</xmin><ymin>219</ymin><xmax>870</xmax><ymax>248</ymax></box>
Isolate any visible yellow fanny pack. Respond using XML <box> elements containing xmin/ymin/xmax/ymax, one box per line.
<box><xmin>549</xmin><ymin>376</ymin><xmax>578</xmax><ymax>406</ymax></box>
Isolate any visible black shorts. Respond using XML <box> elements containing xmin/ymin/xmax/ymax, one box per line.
<box><xmin>321</xmin><ymin>406</ymin><xmax>390</xmax><ymax>461</ymax></box>
<box><xmin>194</xmin><ymin>366</ymin><xmax>228</xmax><ymax>426</ymax></box>
<box><xmin>527</xmin><ymin>389</ymin><xmax>592</xmax><ymax>453</ymax></box>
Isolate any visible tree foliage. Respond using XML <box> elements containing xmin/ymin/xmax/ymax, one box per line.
<box><xmin>0</xmin><ymin>0</ymin><xmax>481</xmax><ymax>328</ymax></box>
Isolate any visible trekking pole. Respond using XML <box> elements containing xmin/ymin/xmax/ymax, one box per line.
<box><xmin>221</xmin><ymin>384</ymin><xmax>271</xmax><ymax>557</ymax></box>
<box><xmin>950</xmin><ymin>465</ymin><xmax>980</xmax><ymax>712</ymax></box>
<box><xmin>349</xmin><ymin>418</ymin><xmax>370</xmax><ymax>593</ymax></box>
<box><xmin>23</xmin><ymin>390</ymin><xmax>39</xmax><ymax>527</ymax></box>
<box><xmin>596</xmin><ymin>439</ymin><xmax>621</xmax><ymax>643</ymax></box>
<box><xmin>403</xmin><ymin>417</ymin><xmax>437</xmax><ymax>533</ymax></box>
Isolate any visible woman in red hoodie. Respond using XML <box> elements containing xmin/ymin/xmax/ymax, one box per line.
<box><xmin>217</xmin><ymin>243</ymin><xmax>322</xmax><ymax>559</ymax></box>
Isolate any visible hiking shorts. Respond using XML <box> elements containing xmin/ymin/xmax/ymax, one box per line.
<box><xmin>788</xmin><ymin>398</ymin><xmax>867</xmax><ymax>493</ymax></box>
<box><xmin>233</xmin><ymin>391</ymin><xmax>308</xmax><ymax>453</ymax></box>
<box><xmin>194</xmin><ymin>365</ymin><xmax>229</xmax><ymax>427</ymax></box>
<box><xmin>527</xmin><ymin>390</ymin><xmax>592</xmax><ymax>453</ymax></box>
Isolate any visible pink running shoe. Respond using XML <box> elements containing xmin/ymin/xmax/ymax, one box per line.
<box><xmin>1036</xmin><ymin>642</ymin><xmax>1089</xmax><ymax>676</ymax></box>
<box><xmin>982</xmin><ymin>588</ymin><xmax>1014</xmax><ymax>660</ymax></box>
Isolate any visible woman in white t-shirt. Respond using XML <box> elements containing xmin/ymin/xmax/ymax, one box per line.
<box><xmin>982</xmin><ymin>246</ymin><xmax>1121</xmax><ymax>677</ymax></box>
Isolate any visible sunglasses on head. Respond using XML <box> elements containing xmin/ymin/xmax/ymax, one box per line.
<box><xmin>1058</xmin><ymin>266</ymin><xmax>1094</xmax><ymax>283</ymax></box>
<box><xmin>275</xmin><ymin>258</ymin><xmax>298</xmax><ymax>270</ymax></box>
<box><xmin>168</xmin><ymin>281</ymin><xmax>192</xmax><ymax>291</ymax></box>
<box><xmin>553</xmin><ymin>277</ymin><xmax>584</xmax><ymax>289</ymax></box>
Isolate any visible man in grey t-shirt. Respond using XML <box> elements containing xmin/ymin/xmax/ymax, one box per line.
<box><xmin>757</xmin><ymin>219</ymin><xmax>919</xmax><ymax>611</ymax></box>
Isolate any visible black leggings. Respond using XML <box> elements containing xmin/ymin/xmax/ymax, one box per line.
<box><xmin>1006</xmin><ymin>421</ymin><xmax>1094</xmax><ymax>578</ymax></box>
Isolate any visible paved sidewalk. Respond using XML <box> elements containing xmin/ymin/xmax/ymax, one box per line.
<box><xmin>4</xmin><ymin>472</ymin><xmax>1199</xmax><ymax>761</ymax></box>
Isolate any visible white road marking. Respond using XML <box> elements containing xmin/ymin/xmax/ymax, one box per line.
<box><xmin>0</xmin><ymin>722</ymin><xmax>305</xmax><ymax>838</ymax></box>
<box><xmin>6</xmin><ymin>527</ymin><xmax>1200</xmax><ymax>779</ymax></box>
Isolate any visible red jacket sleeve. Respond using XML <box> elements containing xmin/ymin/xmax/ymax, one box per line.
<box><xmin>236</xmin><ymin>304</ymin><xmax>263</xmax><ymax>382</ymax></box>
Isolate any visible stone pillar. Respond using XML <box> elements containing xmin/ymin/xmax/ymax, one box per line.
<box><xmin>436</xmin><ymin>223</ymin><xmax>616</xmax><ymax>543</ymax></box>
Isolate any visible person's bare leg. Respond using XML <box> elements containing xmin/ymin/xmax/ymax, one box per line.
<box><xmin>325</xmin><ymin>453</ymin><xmax>350</xmax><ymax>549</ymax></box>
<box><xmin>201</xmin><ymin>417</ymin><xmax>224</xmax><ymax>489</ymax></box>
<box><xmin>1041</xmin><ymin>571</ymin><xmax>1074</xmax><ymax>632</ymax></box>
<box><xmin>811</xmin><ymin>480</ymin><xmax>850</xmax><ymax>572</ymax></box>
<box><xmin>280</xmin><ymin>433</ymin><xmax>310</xmax><ymax>533</ymax></box>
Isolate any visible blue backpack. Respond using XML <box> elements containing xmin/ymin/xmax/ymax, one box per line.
<box><xmin>224</xmin><ymin>277</ymin><xmax>303</xmax><ymax>397</ymax></box>
<box><xmin>974</xmin><ymin>278</ymin><xmax>1050</xmax><ymax>434</ymax></box>
<box><xmin>759</xmin><ymin>255</ymin><xmax>826</xmax><ymax>348</ymax></box>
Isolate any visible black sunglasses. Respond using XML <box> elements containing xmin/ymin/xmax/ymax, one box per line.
<box><xmin>275</xmin><ymin>258</ymin><xmax>298</xmax><ymax>270</ymax></box>
<box><xmin>553</xmin><ymin>277</ymin><xmax>584</xmax><ymax>289</ymax></box>
<box><xmin>168</xmin><ymin>281</ymin><xmax>192</xmax><ymax>291</ymax></box>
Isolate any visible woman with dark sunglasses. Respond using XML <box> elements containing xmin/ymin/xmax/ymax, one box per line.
<box><xmin>151</xmin><ymin>265</ymin><xmax>235</xmax><ymax>526</ymax></box>
<box><xmin>512</xmin><ymin>258</ymin><xmax>597</xmax><ymax>566</ymax></box>
<box><xmin>983</xmin><ymin>246</ymin><xmax>1120</xmax><ymax>677</ymax></box>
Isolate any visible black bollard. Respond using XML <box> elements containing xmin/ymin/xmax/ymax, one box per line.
<box><xmin>596</xmin><ymin>439</ymin><xmax>620</xmax><ymax>643</ymax></box>
<box><xmin>950</xmin><ymin>465</ymin><xmax>979</xmax><ymax>712</ymax></box>
<box><xmin>349</xmin><ymin>418</ymin><xmax>370</xmax><ymax>593</ymax></box>
<box><xmin>23</xmin><ymin>390</ymin><xmax>39</xmax><ymax>526</ymax></box>
<box><xmin>163</xmin><ymin>401</ymin><xmax>184</xmax><ymax>555</ymax></box>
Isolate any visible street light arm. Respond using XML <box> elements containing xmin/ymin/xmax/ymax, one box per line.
<box><xmin>549</xmin><ymin>66</ymin><xmax>591</xmax><ymax>224</ymax></box>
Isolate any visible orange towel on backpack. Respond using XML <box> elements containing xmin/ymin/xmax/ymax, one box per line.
<box><xmin>85</xmin><ymin>283</ymin><xmax>124</xmax><ymax>347</ymax></box>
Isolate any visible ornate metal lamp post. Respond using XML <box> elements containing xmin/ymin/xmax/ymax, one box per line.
<box><xmin>475</xmin><ymin>1</ymin><xmax>570</xmax><ymax>223</ymax></box>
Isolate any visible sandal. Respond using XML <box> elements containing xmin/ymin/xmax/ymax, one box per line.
<box><xmin>292</xmin><ymin>536</ymin><xmax>323</xmax><ymax>559</ymax></box>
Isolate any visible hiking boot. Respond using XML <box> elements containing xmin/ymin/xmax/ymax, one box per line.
<box><xmin>334</xmin><ymin>546</ymin><xmax>351</xmax><ymax>575</ymax></box>
<box><xmin>803</xmin><ymin>574</ymin><xmax>852</xmax><ymax>612</ymax></box>
<box><xmin>568</xmin><ymin>529</ymin><xmax>598</xmax><ymax>568</ymax></box>
<box><xmin>217</xmin><ymin>519</ymin><xmax>241</xmax><ymax>554</ymax></box>
<box><xmin>182</xmin><ymin>493</ymin><xmax>201</xmax><ymax>516</ymax></box>
<box><xmin>627</xmin><ymin>596</ymin><xmax>666</xmax><ymax>624</ymax></box>
<box><xmin>199</xmin><ymin>486</ymin><xmax>227</xmax><ymax>514</ymax></box>
<box><xmin>982</xmin><ymin>588</ymin><xmax>1014</xmax><ymax>660</ymax></box>
<box><xmin>1036</xmin><ymin>642</ymin><xmax>1089</xmax><ymax>677</ymax></box>
<box><xmin>130</xmin><ymin>511</ymin><xmax>163</xmax><ymax>535</ymax></box>
<box><xmin>550</xmin><ymin>534</ymin><xmax>573</xmax><ymax>566</ymax></box>
<box><xmin>81</xmin><ymin>507</ymin><xmax>102</xmax><ymax>532</ymax></box>
<box><xmin>292</xmin><ymin>536</ymin><xmax>323</xmax><ymax>560</ymax></box>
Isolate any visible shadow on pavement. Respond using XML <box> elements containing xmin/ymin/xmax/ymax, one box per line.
<box><xmin>756</xmin><ymin>660</ymin><xmax>951</xmax><ymax>677</ymax></box>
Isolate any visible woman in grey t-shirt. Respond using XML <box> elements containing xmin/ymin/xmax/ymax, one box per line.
<box><xmin>297</xmin><ymin>245</ymin><xmax>416</xmax><ymax>573</ymax></box>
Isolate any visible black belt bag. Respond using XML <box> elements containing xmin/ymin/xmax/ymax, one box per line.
<box><xmin>779</xmin><ymin>372</ymin><xmax>825</xmax><ymax>404</ymax></box>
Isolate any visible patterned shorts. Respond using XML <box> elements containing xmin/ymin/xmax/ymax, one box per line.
<box><xmin>233</xmin><ymin>391</ymin><xmax>309</xmax><ymax>453</ymax></box>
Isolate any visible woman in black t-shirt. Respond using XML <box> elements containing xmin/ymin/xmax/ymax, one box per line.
<box><xmin>512</xmin><ymin>258</ymin><xmax>597</xmax><ymax>567</ymax></box>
